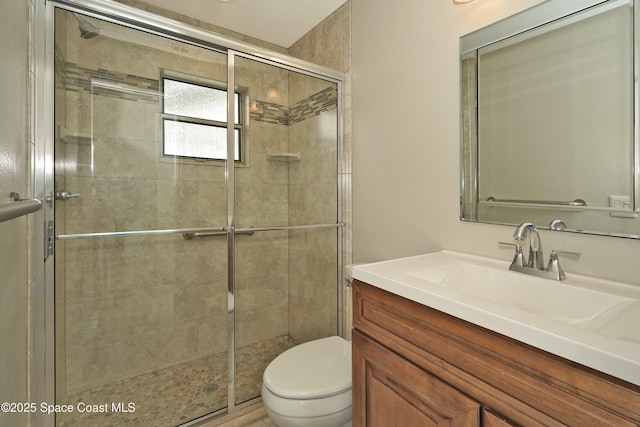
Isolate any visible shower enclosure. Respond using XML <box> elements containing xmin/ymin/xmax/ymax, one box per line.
<box><xmin>45</xmin><ymin>2</ymin><xmax>344</xmax><ymax>425</ymax></box>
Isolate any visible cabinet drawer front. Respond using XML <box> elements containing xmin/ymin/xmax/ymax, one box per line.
<box><xmin>353</xmin><ymin>280</ymin><xmax>640</xmax><ymax>426</ymax></box>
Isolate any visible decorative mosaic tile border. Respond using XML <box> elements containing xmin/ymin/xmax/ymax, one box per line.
<box><xmin>289</xmin><ymin>86</ymin><xmax>338</xmax><ymax>124</ymax></box>
<box><xmin>250</xmin><ymin>86</ymin><xmax>338</xmax><ymax>125</ymax></box>
<box><xmin>64</xmin><ymin>62</ymin><xmax>159</xmax><ymax>103</ymax></box>
<box><xmin>250</xmin><ymin>100</ymin><xmax>290</xmax><ymax>125</ymax></box>
<box><xmin>62</xmin><ymin>61</ymin><xmax>337</xmax><ymax>125</ymax></box>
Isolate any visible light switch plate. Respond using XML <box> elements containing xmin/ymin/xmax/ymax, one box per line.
<box><xmin>609</xmin><ymin>195</ymin><xmax>630</xmax><ymax>209</ymax></box>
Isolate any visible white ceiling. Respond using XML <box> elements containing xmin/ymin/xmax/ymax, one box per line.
<box><xmin>145</xmin><ymin>0</ymin><xmax>348</xmax><ymax>48</ymax></box>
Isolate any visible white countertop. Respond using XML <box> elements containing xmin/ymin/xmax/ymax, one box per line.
<box><xmin>352</xmin><ymin>250</ymin><xmax>640</xmax><ymax>387</ymax></box>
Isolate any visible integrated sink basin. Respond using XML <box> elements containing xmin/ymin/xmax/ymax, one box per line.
<box><xmin>404</xmin><ymin>258</ymin><xmax>634</xmax><ymax>327</ymax></box>
<box><xmin>353</xmin><ymin>250</ymin><xmax>640</xmax><ymax>386</ymax></box>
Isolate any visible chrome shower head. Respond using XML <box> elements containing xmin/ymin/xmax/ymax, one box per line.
<box><xmin>73</xmin><ymin>13</ymin><xmax>100</xmax><ymax>39</ymax></box>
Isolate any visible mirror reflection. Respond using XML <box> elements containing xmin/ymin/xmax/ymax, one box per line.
<box><xmin>460</xmin><ymin>0</ymin><xmax>639</xmax><ymax>238</ymax></box>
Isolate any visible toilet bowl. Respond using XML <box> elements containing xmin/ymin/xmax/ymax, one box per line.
<box><xmin>261</xmin><ymin>336</ymin><xmax>352</xmax><ymax>427</ymax></box>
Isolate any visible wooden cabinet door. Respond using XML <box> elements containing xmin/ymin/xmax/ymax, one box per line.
<box><xmin>353</xmin><ymin>330</ymin><xmax>480</xmax><ymax>427</ymax></box>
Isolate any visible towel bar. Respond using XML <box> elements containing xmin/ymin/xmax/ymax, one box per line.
<box><xmin>0</xmin><ymin>192</ymin><xmax>42</xmax><ymax>224</ymax></box>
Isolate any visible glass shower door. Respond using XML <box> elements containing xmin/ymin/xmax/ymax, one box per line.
<box><xmin>53</xmin><ymin>9</ymin><xmax>230</xmax><ymax>426</ymax></box>
<box><xmin>232</xmin><ymin>55</ymin><xmax>341</xmax><ymax>405</ymax></box>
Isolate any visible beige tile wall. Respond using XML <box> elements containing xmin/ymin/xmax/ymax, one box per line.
<box><xmin>287</xmin><ymin>79</ymin><xmax>339</xmax><ymax>341</ymax></box>
<box><xmin>57</xmin><ymin>6</ymin><xmax>346</xmax><ymax>396</ymax></box>
<box><xmin>58</xmin><ymin>14</ymin><xmax>283</xmax><ymax>394</ymax></box>
<box><xmin>289</xmin><ymin>2</ymin><xmax>353</xmax><ymax>339</ymax></box>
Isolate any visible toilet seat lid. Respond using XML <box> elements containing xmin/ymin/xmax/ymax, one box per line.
<box><xmin>263</xmin><ymin>336</ymin><xmax>352</xmax><ymax>399</ymax></box>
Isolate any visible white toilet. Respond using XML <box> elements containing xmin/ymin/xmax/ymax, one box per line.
<box><xmin>261</xmin><ymin>336</ymin><xmax>352</xmax><ymax>427</ymax></box>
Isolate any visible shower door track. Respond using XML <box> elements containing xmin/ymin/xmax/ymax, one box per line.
<box><xmin>56</xmin><ymin>223</ymin><xmax>344</xmax><ymax>240</ymax></box>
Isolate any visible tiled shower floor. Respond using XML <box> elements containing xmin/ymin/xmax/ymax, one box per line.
<box><xmin>57</xmin><ymin>335</ymin><xmax>298</xmax><ymax>427</ymax></box>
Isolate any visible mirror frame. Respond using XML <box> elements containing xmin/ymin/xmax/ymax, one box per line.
<box><xmin>459</xmin><ymin>0</ymin><xmax>640</xmax><ymax>239</ymax></box>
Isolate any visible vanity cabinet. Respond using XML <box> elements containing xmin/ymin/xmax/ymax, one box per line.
<box><xmin>352</xmin><ymin>280</ymin><xmax>640</xmax><ymax>426</ymax></box>
<box><xmin>355</xmin><ymin>329</ymin><xmax>480</xmax><ymax>426</ymax></box>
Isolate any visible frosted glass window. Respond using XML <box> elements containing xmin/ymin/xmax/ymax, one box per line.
<box><xmin>163</xmin><ymin>120</ymin><xmax>240</xmax><ymax>161</ymax></box>
<box><xmin>161</xmin><ymin>75</ymin><xmax>243</xmax><ymax>161</ymax></box>
<box><xmin>164</xmin><ymin>79</ymin><xmax>239</xmax><ymax>124</ymax></box>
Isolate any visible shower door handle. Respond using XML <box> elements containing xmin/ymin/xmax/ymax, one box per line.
<box><xmin>183</xmin><ymin>227</ymin><xmax>255</xmax><ymax>240</ymax></box>
<box><xmin>55</xmin><ymin>190</ymin><xmax>81</xmax><ymax>201</ymax></box>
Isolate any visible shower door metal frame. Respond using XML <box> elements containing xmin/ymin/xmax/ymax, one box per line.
<box><xmin>38</xmin><ymin>0</ymin><xmax>345</xmax><ymax>425</ymax></box>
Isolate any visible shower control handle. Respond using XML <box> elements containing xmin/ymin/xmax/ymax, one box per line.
<box><xmin>55</xmin><ymin>190</ymin><xmax>81</xmax><ymax>201</ymax></box>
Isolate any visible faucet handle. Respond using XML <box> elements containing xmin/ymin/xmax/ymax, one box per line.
<box><xmin>549</xmin><ymin>249</ymin><xmax>581</xmax><ymax>258</ymax></box>
<box><xmin>498</xmin><ymin>241</ymin><xmax>521</xmax><ymax>250</ymax></box>
<box><xmin>498</xmin><ymin>241</ymin><xmax>525</xmax><ymax>267</ymax></box>
<box><xmin>546</xmin><ymin>250</ymin><xmax>581</xmax><ymax>281</ymax></box>
<box><xmin>549</xmin><ymin>219</ymin><xmax>567</xmax><ymax>231</ymax></box>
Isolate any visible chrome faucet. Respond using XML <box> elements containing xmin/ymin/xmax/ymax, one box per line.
<box><xmin>513</xmin><ymin>222</ymin><xmax>544</xmax><ymax>270</ymax></box>
<box><xmin>499</xmin><ymin>222</ymin><xmax>581</xmax><ymax>281</ymax></box>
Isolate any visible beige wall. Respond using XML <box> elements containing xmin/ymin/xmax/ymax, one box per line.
<box><xmin>352</xmin><ymin>0</ymin><xmax>640</xmax><ymax>286</ymax></box>
<box><xmin>0</xmin><ymin>0</ymin><xmax>33</xmax><ymax>426</ymax></box>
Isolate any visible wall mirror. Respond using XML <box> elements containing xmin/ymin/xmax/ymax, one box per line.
<box><xmin>460</xmin><ymin>0</ymin><xmax>640</xmax><ymax>238</ymax></box>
